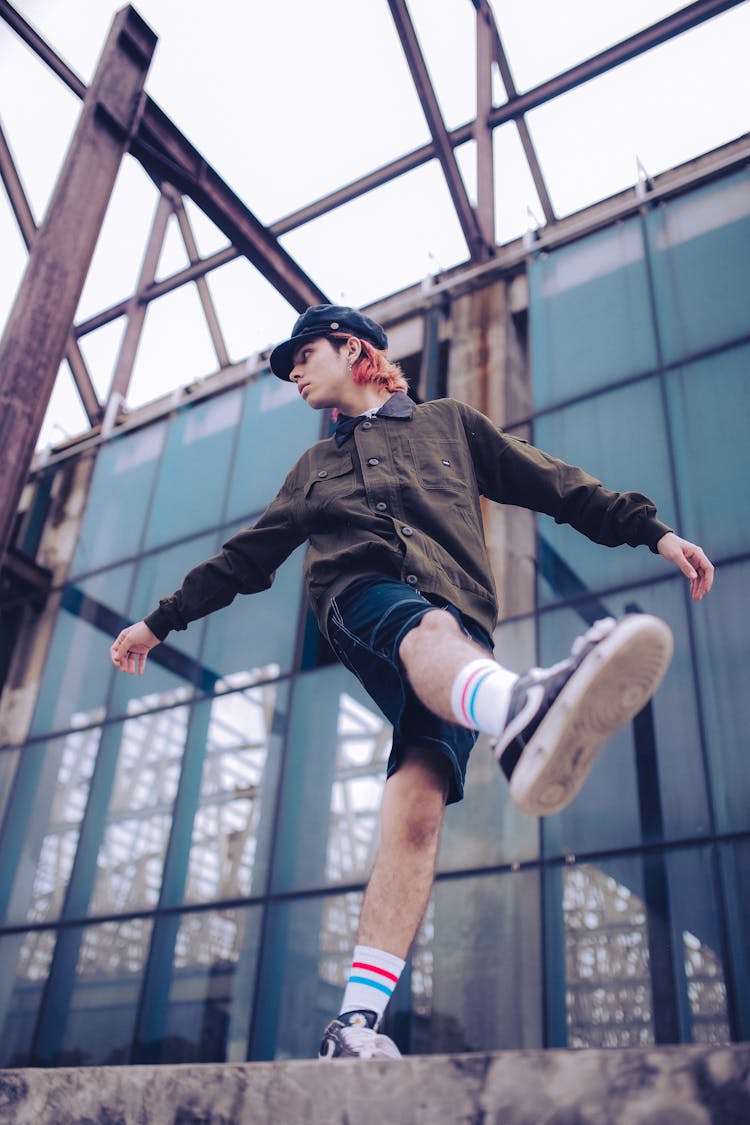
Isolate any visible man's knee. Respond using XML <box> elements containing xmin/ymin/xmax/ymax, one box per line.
<box><xmin>386</xmin><ymin>746</ymin><xmax>449</xmax><ymax>849</ymax></box>
<box><xmin>399</xmin><ymin>608</ymin><xmax>462</xmax><ymax>664</ymax></box>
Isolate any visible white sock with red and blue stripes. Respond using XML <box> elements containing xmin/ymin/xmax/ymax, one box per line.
<box><xmin>450</xmin><ymin>658</ymin><xmax>518</xmax><ymax>735</ymax></box>
<box><xmin>339</xmin><ymin>945</ymin><xmax>405</xmax><ymax>1023</ymax></box>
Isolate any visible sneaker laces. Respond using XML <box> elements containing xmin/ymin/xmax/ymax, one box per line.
<box><xmin>340</xmin><ymin>1024</ymin><xmax>400</xmax><ymax>1059</ymax></box>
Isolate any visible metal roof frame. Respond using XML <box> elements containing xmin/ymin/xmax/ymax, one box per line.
<box><xmin>0</xmin><ymin>0</ymin><xmax>745</xmax><ymax>431</ymax></box>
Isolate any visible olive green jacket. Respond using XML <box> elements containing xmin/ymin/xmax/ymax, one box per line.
<box><xmin>144</xmin><ymin>395</ymin><xmax>671</xmax><ymax>644</ymax></box>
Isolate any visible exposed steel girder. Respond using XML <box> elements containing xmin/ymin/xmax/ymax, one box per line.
<box><xmin>274</xmin><ymin>0</ymin><xmax>743</xmax><ymax>239</ymax></box>
<box><xmin>0</xmin><ymin>120</ymin><xmax>102</xmax><ymax>424</ymax></box>
<box><xmin>472</xmin><ymin>0</ymin><xmax>556</xmax><ymax>225</ymax></box>
<box><xmin>387</xmin><ymin>0</ymin><xmax>494</xmax><ymax>262</ymax></box>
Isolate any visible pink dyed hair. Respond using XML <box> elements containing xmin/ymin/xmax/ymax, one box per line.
<box><xmin>328</xmin><ymin>332</ymin><xmax>408</xmax><ymax>394</ymax></box>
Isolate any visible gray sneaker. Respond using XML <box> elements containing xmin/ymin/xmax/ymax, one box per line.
<box><xmin>319</xmin><ymin>1009</ymin><xmax>401</xmax><ymax>1060</ymax></box>
<box><xmin>493</xmin><ymin>615</ymin><xmax>673</xmax><ymax>816</ymax></box>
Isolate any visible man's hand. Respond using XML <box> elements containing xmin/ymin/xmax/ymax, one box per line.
<box><xmin>657</xmin><ymin>532</ymin><xmax>714</xmax><ymax>602</ymax></box>
<box><xmin>111</xmin><ymin>621</ymin><xmax>160</xmax><ymax>675</ymax></box>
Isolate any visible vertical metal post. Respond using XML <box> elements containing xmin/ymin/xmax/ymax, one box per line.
<box><xmin>0</xmin><ymin>5</ymin><xmax>157</xmax><ymax>567</ymax></box>
<box><xmin>475</xmin><ymin>2</ymin><xmax>496</xmax><ymax>247</ymax></box>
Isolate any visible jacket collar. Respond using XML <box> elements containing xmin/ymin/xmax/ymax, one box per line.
<box><xmin>334</xmin><ymin>392</ymin><xmax>415</xmax><ymax>446</ymax></box>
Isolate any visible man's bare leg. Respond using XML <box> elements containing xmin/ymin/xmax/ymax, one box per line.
<box><xmin>357</xmin><ymin>744</ymin><xmax>450</xmax><ymax>957</ymax></box>
<box><xmin>398</xmin><ymin>608</ymin><xmax>505</xmax><ymax>724</ymax></box>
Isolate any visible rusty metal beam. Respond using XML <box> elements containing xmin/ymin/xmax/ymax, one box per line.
<box><xmin>0</xmin><ymin>6</ymin><xmax>156</xmax><ymax>566</ymax></box>
<box><xmin>387</xmin><ymin>0</ymin><xmax>493</xmax><ymax>262</ymax></box>
<box><xmin>130</xmin><ymin>103</ymin><xmax>327</xmax><ymax>311</ymax></box>
<box><xmin>170</xmin><ymin>190</ymin><xmax>230</xmax><ymax>369</ymax></box>
<box><xmin>474</xmin><ymin>2</ymin><xmax>496</xmax><ymax>246</ymax></box>
<box><xmin>108</xmin><ymin>190</ymin><xmax>173</xmax><ymax>407</ymax></box>
<box><xmin>274</xmin><ymin>0</ymin><xmax>742</xmax><ymax>236</ymax></box>
<box><xmin>487</xmin><ymin>0</ymin><xmax>744</xmax><ymax>128</ymax></box>
<box><xmin>473</xmin><ymin>0</ymin><xmax>555</xmax><ymax>225</ymax></box>
<box><xmin>0</xmin><ymin>119</ymin><xmax>102</xmax><ymax>424</ymax></box>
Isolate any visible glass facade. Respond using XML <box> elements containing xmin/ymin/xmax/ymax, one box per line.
<box><xmin>0</xmin><ymin>168</ymin><xmax>748</xmax><ymax>1065</ymax></box>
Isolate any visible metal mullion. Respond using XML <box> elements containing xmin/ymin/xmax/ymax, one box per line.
<box><xmin>387</xmin><ymin>0</ymin><xmax>491</xmax><ymax>262</ymax></box>
<box><xmin>170</xmin><ymin>191</ymin><xmax>230</xmax><ymax>369</ymax></box>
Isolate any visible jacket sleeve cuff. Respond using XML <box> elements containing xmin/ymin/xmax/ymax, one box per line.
<box><xmin>643</xmin><ymin>519</ymin><xmax>673</xmax><ymax>554</ymax></box>
<box><xmin>144</xmin><ymin>604</ymin><xmax>177</xmax><ymax>642</ymax></box>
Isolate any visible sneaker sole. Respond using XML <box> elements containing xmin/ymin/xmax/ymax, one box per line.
<box><xmin>509</xmin><ymin>615</ymin><xmax>673</xmax><ymax>817</ymax></box>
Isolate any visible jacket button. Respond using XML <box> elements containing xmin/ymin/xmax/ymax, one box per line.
<box><xmin>375</xmin><ymin>502</ymin><xmax>387</xmax><ymax>512</ymax></box>
<box><xmin>317</xmin><ymin>470</ymin><xmax>328</xmax><ymax>478</ymax></box>
<box><xmin>402</xmin><ymin>526</ymin><xmax>414</xmax><ymax>537</ymax></box>
<box><xmin>362</xmin><ymin>420</ymin><xmax>373</xmax><ymax>430</ymax></box>
<box><xmin>406</xmin><ymin>574</ymin><xmax>419</xmax><ymax>586</ymax></box>
<box><xmin>367</xmin><ymin>457</ymin><xmax>380</xmax><ymax>466</ymax></box>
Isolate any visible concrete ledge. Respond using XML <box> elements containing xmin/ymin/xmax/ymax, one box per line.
<box><xmin>1</xmin><ymin>1044</ymin><xmax>749</xmax><ymax>1124</ymax></box>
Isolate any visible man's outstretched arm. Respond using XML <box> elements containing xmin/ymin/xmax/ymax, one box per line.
<box><xmin>657</xmin><ymin>531</ymin><xmax>714</xmax><ymax>601</ymax></box>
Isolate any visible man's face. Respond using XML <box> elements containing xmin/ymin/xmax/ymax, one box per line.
<box><xmin>289</xmin><ymin>336</ymin><xmax>352</xmax><ymax>410</ymax></box>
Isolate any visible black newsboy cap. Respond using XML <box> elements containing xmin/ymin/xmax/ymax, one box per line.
<box><xmin>269</xmin><ymin>304</ymin><xmax>388</xmax><ymax>380</ymax></box>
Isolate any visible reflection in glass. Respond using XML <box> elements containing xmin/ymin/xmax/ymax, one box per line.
<box><xmin>160</xmin><ymin>906</ymin><xmax>262</xmax><ymax>1063</ymax></box>
<box><xmin>58</xmin><ymin>918</ymin><xmax>153</xmax><ymax>1065</ymax></box>
<box><xmin>562</xmin><ymin>862</ymin><xmax>730</xmax><ymax>1048</ymax></box>
<box><xmin>563</xmin><ymin>864</ymin><xmax>653</xmax><ymax>1048</ymax></box>
<box><xmin>325</xmin><ymin>692</ymin><xmax>390</xmax><ymax>884</ymax></box>
<box><xmin>88</xmin><ymin>708</ymin><xmax>188</xmax><ymax>915</ymax></box>
<box><xmin>272</xmin><ymin>667</ymin><xmax>391</xmax><ymax>893</ymax></box>
<box><xmin>683</xmin><ymin>929</ymin><xmax>729</xmax><ymax>1044</ymax></box>
<box><xmin>0</xmin><ymin>930</ymin><xmax>56</xmax><ymax>1066</ymax></box>
<box><xmin>184</xmin><ymin>680</ymin><xmax>287</xmax><ymax>903</ymax></box>
<box><xmin>4</xmin><ymin>728</ymin><xmax>101</xmax><ymax>925</ymax></box>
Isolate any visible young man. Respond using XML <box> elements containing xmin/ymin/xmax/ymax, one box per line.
<box><xmin>111</xmin><ymin>304</ymin><xmax>713</xmax><ymax>1061</ymax></box>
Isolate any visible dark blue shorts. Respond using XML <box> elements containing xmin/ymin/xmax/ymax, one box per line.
<box><xmin>327</xmin><ymin>576</ymin><xmax>494</xmax><ymax>804</ymax></box>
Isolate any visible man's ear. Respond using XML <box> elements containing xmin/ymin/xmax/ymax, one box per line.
<box><xmin>346</xmin><ymin>337</ymin><xmax>362</xmax><ymax>365</ymax></box>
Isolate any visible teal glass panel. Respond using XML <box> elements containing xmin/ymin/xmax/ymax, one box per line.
<box><xmin>407</xmin><ymin>870</ymin><xmax>542</xmax><ymax>1054</ymax></box>
<box><xmin>665</xmin><ymin>846</ymin><xmax>730</xmax><ymax>1045</ymax></box>
<box><xmin>0</xmin><ymin>728</ymin><xmax>101</xmax><ymax>925</ymax></box>
<box><xmin>201</xmin><ymin>545</ymin><xmax>305</xmax><ymax>683</ymax></box>
<box><xmin>30</xmin><ymin>563</ymin><xmax>134</xmax><ymax>735</ymax></box>
<box><xmin>270</xmin><ymin>665</ymin><xmax>390</xmax><ymax>894</ymax></box>
<box><xmin>182</xmin><ymin>682</ymin><xmax>288</xmax><ymax>905</ymax></box>
<box><xmin>70</xmin><ymin>423</ymin><xmax>165</xmax><ymax>577</ymax></box>
<box><xmin>155</xmin><ymin>906</ymin><xmax>262</xmax><ymax>1063</ymax></box>
<box><xmin>646</xmin><ymin>170</ymin><xmax>750</xmax><ymax>364</ymax></box>
<box><xmin>143</xmin><ymin>390</ymin><xmax>243</xmax><ymax>550</ymax></box>
<box><xmin>225</xmin><ymin>373</ymin><xmax>322</xmax><ymax>523</ymax></box>
<box><xmin>0</xmin><ymin>929</ymin><xmax>56</xmax><ymax>1066</ymax></box>
<box><xmin>540</xmin><ymin>579</ymin><xmax>709</xmax><ymax>858</ymax></box>
<box><xmin>534</xmin><ymin>378</ymin><xmax>674</xmax><ymax>605</ymax></box>
<box><xmin>529</xmin><ymin>218</ymin><xmax>657</xmax><ymax>409</ymax></box>
<box><xmin>666</xmin><ymin>343</ymin><xmax>750</xmax><ymax>558</ymax></box>
<box><xmin>547</xmin><ymin>857</ymin><xmax>654</xmax><ymax>1048</ymax></box>
<box><xmin>691</xmin><ymin>559</ymin><xmax>750</xmax><ymax>834</ymax></box>
<box><xmin>108</xmin><ymin>534</ymin><xmax>215</xmax><ymax>718</ymax></box>
<box><xmin>53</xmin><ymin>917</ymin><xmax>153</xmax><ymax>1065</ymax></box>
<box><xmin>719</xmin><ymin>840</ymin><xmax>750</xmax><ymax>1039</ymax></box>
<box><xmin>262</xmin><ymin>869</ymin><xmax>542</xmax><ymax>1059</ymax></box>
<box><xmin>86</xmin><ymin>708</ymin><xmax>189</xmax><ymax>916</ymax></box>
<box><xmin>0</xmin><ymin>748</ymin><xmax>19</xmax><ymax>826</ymax></box>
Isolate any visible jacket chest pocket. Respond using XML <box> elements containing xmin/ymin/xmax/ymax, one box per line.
<box><xmin>409</xmin><ymin>440</ymin><xmax>468</xmax><ymax>493</ymax></box>
<box><xmin>304</xmin><ymin>453</ymin><xmax>356</xmax><ymax>509</ymax></box>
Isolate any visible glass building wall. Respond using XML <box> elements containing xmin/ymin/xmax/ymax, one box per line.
<box><xmin>0</xmin><ymin>168</ymin><xmax>748</xmax><ymax>1064</ymax></box>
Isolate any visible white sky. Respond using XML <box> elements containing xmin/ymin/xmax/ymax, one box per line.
<box><xmin>1</xmin><ymin>0</ymin><xmax>749</xmax><ymax>449</ymax></box>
